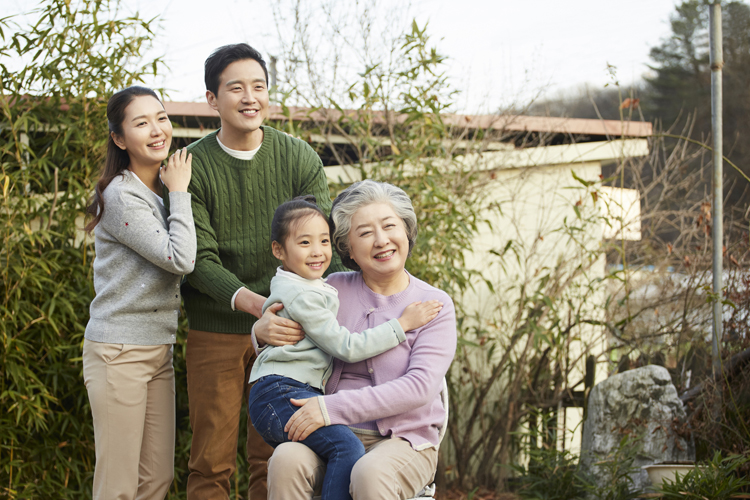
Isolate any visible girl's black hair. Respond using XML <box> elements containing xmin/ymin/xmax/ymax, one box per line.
<box><xmin>85</xmin><ymin>86</ymin><xmax>162</xmax><ymax>233</ymax></box>
<box><xmin>271</xmin><ymin>195</ymin><xmax>328</xmax><ymax>245</ymax></box>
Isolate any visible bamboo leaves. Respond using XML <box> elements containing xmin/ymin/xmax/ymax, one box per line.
<box><xmin>0</xmin><ymin>1</ymin><xmax>162</xmax><ymax>497</ymax></box>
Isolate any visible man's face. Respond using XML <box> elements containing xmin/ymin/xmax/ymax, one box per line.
<box><xmin>207</xmin><ymin>58</ymin><xmax>269</xmax><ymax>144</ymax></box>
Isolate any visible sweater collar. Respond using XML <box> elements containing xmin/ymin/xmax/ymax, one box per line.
<box><xmin>216</xmin><ymin>133</ymin><xmax>262</xmax><ymax>160</ymax></box>
<box><xmin>124</xmin><ymin>169</ymin><xmax>164</xmax><ymax>206</ymax></box>
<box><xmin>275</xmin><ymin>267</ymin><xmax>338</xmax><ymax>295</ymax></box>
<box><xmin>204</xmin><ymin>126</ymin><xmax>272</xmax><ymax>168</ymax></box>
<box><xmin>356</xmin><ymin>269</ymin><xmax>414</xmax><ymax>311</ymax></box>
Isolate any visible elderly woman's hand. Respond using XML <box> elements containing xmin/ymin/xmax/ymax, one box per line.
<box><xmin>284</xmin><ymin>397</ymin><xmax>325</xmax><ymax>441</ymax></box>
<box><xmin>255</xmin><ymin>303</ymin><xmax>305</xmax><ymax>347</ymax></box>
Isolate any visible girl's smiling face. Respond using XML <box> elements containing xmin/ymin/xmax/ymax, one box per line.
<box><xmin>272</xmin><ymin>213</ymin><xmax>332</xmax><ymax>280</ymax></box>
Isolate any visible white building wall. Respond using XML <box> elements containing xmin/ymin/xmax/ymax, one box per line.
<box><xmin>463</xmin><ymin>161</ymin><xmax>608</xmax><ymax>454</ymax></box>
<box><xmin>323</xmin><ymin>139</ymin><xmax>648</xmax><ymax>455</ymax></box>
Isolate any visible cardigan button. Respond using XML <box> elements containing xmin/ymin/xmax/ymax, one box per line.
<box><xmin>368</xmin><ymin>368</ymin><xmax>374</xmax><ymax>374</ymax></box>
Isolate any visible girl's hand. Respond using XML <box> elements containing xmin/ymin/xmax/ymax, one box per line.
<box><xmin>161</xmin><ymin>148</ymin><xmax>192</xmax><ymax>192</ymax></box>
<box><xmin>255</xmin><ymin>303</ymin><xmax>305</xmax><ymax>347</ymax></box>
<box><xmin>397</xmin><ymin>300</ymin><xmax>443</xmax><ymax>332</ymax></box>
<box><xmin>285</xmin><ymin>397</ymin><xmax>325</xmax><ymax>441</ymax></box>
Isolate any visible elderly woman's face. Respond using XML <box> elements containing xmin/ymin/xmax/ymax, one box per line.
<box><xmin>348</xmin><ymin>202</ymin><xmax>409</xmax><ymax>280</ymax></box>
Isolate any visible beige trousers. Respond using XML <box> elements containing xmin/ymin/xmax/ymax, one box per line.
<box><xmin>83</xmin><ymin>339</ymin><xmax>176</xmax><ymax>500</ymax></box>
<box><xmin>268</xmin><ymin>433</ymin><xmax>438</xmax><ymax>500</ymax></box>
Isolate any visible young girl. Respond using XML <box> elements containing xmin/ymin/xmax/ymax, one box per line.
<box><xmin>248</xmin><ymin>195</ymin><xmax>442</xmax><ymax>500</ymax></box>
<box><xmin>83</xmin><ymin>86</ymin><xmax>196</xmax><ymax>500</ymax></box>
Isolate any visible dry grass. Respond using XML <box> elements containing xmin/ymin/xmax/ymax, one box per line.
<box><xmin>438</xmin><ymin>488</ymin><xmax>520</xmax><ymax>500</ymax></box>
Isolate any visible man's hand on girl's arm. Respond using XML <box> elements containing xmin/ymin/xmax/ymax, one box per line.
<box><xmin>254</xmin><ymin>303</ymin><xmax>305</xmax><ymax>347</ymax></box>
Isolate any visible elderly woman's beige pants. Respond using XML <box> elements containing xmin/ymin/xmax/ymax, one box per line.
<box><xmin>268</xmin><ymin>433</ymin><xmax>438</xmax><ymax>500</ymax></box>
<box><xmin>83</xmin><ymin>339</ymin><xmax>175</xmax><ymax>500</ymax></box>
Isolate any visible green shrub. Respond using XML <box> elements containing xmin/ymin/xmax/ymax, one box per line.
<box><xmin>512</xmin><ymin>446</ymin><xmax>589</xmax><ymax>500</ymax></box>
<box><xmin>511</xmin><ymin>436</ymin><xmax>641</xmax><ymax>500</ymax></box>
<box><xmin>583</xmin><ymin>436</ymin><xmax>641</xmax><ymax>500</ymax></box>
<box><xmin>656</xmin><ymin>452</ymin><xmax>750</xmax><ymax>500</ymax></box>
<box><xmin>0</xmin><ymin>1</ymin><xmax>162</xmax><ymax>497</ymax></box>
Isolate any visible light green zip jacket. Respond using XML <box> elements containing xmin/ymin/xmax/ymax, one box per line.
<box><xmin>249</xmin><ymin>268</ymin><xmax>406</xmax><ymax>390</ymax></box>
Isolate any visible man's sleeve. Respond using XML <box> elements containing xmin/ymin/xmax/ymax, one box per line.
<box><xmin>185</xmin><ymin>155</ymin><xmax>246</xmax><ymax>306</ymax></box>
<box><xmin>296</xmin><ymin>144</ymin><xmax>348</xmax><ymax>274</ymax></box>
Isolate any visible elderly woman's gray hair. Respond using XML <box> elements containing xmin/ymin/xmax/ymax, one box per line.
<box><xmin>330</xmin><ymin>180</ymin><xmax>418</xmax><ymax>271</ymax></box>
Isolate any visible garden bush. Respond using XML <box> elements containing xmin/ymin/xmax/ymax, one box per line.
<box><xmin>3</xmin><ymin>1</ymin><xmax>749</xmax><ymax>497</ymax></box>
<box><xmin>656</xmin><ymin>452</ymin><xmax>750</xmax><ymax>499</ymax></box>
<box><xmin>0</xmin><ymin>1</ymin><xmax>163</xmax><ymax>497</ymax></box>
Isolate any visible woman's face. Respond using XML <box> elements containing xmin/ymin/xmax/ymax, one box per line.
<box><xmin>113</xmin><ymin>95</ymin><xmax>172</xmax><ymax>168</ymax></box>
<box><xmin>347</xmin><ymin>202</ymin><xmax>410</xmax><ymax>282</ymax></box>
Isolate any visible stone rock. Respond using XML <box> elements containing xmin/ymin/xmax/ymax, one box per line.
<box><xmin>581</xmin><ymin>365</ymin><xmax>694</xmax><ymax>493</ymax></box>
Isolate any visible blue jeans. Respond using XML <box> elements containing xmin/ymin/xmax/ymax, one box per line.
<box><xmin>248</xmin><ymin>375</ymin><xmax>365</xmax><ymax>500</ymax></box>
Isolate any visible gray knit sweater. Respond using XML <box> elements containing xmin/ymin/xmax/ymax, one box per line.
<box><xmin>85</xmin><ymin>171</ymin><xmax>196</xmax><ymax>345</ymax></box>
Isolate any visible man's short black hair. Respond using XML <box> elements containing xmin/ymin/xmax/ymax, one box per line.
<box><xmin>204</xmin><ymin>43</ymin><xmax>269</xmax><ymax>96</ymax></box>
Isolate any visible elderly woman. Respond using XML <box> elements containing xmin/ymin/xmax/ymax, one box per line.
<box><xmin>254</xmin><ymin>179</ymin><xmax>456</xmax><ymax>499</ymax></box>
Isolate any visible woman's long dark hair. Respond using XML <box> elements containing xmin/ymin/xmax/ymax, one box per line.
<box><xmin>85</xmin><ymin>86</ymin><xmax>161</xmax><ymax>233</ymax></box>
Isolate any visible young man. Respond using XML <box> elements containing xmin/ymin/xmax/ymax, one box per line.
<box><xmin>180</xmin><ymin>43</ymin><xmax>343</xmax><ymax>500</ymax></box>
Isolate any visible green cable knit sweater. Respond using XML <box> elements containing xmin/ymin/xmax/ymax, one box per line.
<box><xmin>177</xmin><ymin>126</ymin><xmax>344</xmax><ymax>334</ymax></box>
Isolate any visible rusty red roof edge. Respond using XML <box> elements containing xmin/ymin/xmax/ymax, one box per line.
<box><xmin>163</xmin><ymin>101</ymin><xmax>653</xmax><ymax>137</ymax></box>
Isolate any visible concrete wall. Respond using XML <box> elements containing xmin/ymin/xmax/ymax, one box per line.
<box><xmin>463</xmin><ymin>161</ymin><xmax>608</xmax><ymax>454</ymax></box>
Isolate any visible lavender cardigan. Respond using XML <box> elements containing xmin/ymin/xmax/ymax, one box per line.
<box><xmin>316</xmin><ymin>271</ymin><xmax>456</xmax><ymax>451</ymax></box>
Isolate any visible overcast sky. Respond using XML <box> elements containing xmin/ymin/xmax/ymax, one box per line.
<box><xmin>3</xmin><ymin>0</ymin><xmax>681</xmax><ymax>113</ymax></box>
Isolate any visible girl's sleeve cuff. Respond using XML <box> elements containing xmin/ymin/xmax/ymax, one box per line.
<box><xmin>317</xmin><ymin>396</ymin><xmax>331</xmax><ymax>426</ymax></box>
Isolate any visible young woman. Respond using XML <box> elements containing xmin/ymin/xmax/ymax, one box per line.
<box><xmin>248</xmin><ymin>195</ymin><xmax>441</xmax><ymax>500</ymax></box>
<box><xmin>83</xmin><ymin>86</ymin><xmax>196</xmax><ymax>500</ymax></box>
